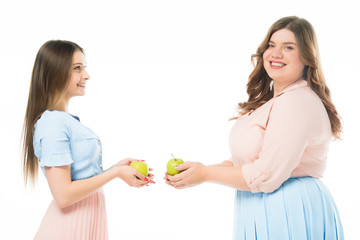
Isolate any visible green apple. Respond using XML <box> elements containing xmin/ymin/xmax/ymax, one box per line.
<box><xmin>167</xmin><ymin>157</ymin><xmax>184</xmax><ymax>176</ymax></box>
<box><xmin>130</xmin><ymin>161</ymin><xmax>148</xmax><ymax>177</ymax></box>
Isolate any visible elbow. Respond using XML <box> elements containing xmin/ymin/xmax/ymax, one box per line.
<box><xmin>248</xmin><ymin>179</ymin><xmax>283</xmax><ymax>193</ymax></box>
<box><xmin>242</xmin><ymin>165</ymin><xmax>285</xmax><ymax>193</ymax></box>
<box><xmin>55</xmin><ymin>199</ymin><xmax>70</xmax><ymax>209</ymax></box>
<box><xmin>259</xmin><ymin>186</ymin><xmax>278</xmax><ymax>193</ymax></box>
<box><xmin>247</xmin><ymin>184</ymin><xmax>277</xmax><ymax>193</ymax></box>
<box><xmin>57</xmin><ymin>201</ymin><xmax>71</xmax><ymax>209</ymax></box>
<box><xmin>53</xmin><ymin>195</ymin><xmax>74</xmax><ymax>209</ymax></box>
<box><xmin>244</xmin><ymin>172</ymin><xmax>283</xmax><ymax>193</ymax></box>
<box><xmin>242</xmin><ymin>164</ymin><xmax>293</xmax><ymax>193</ymax></box>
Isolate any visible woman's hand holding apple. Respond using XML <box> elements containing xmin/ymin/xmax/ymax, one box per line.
<box><xmin>111</xmin><ymin>158</ymin><xmax>154</xmax><ymax>188</ymax></box>
<box><xmin>165</xmin><ymin>162</ymin><xmax>208</xmax><ymax>189</ymax></box>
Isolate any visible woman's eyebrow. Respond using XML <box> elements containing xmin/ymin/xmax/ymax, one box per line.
<box><xmin>269</xmin><ymin>40</ymin><xmax>297</xmax><ymax>45</ymax></box>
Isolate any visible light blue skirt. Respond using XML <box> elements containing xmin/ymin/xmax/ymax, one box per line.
<box><xmin>233</xmin><ymin>177</ymin><xmax>343</xmax><ymax>240</ymax></box>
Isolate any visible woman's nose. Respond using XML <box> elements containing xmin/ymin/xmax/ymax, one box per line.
<box><xmin>272</xmin><ymin>47</ymin><xmax>283</xmax><ymax>58</ymax></box>
<box><xmin>83</xmin><ymin>69</ymin><xmax>90</xmax><ymax>80</ymax></box>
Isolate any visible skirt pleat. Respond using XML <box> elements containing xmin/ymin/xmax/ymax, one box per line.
<box><xmin>34</xmin><ymin>188</ymin><xmax>108</xmax><ymax>240</ymax></box>
<box><xmin>233</xmin><ymin>177</ymin><xmax>343</xmax><ymax>240</ymax></box>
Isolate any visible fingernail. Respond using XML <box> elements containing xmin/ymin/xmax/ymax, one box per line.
<box><xmin>146</xmin><ymin>184</ymin><xmax>149</xmax><ymax>186</ymax></box>
<box><xmin>140</xmin><ymin>160</ymin><xmax>145</xmax><ymax>162</ymax></box>
<box><xmin>174</xmin><ymin>166</ymin><xmax>179</xmax><ymax>170</ymax></box>
<box><xmin>144</xmin><ymin>177</ymin><xmax>149</xmax><ymax>181</ymax></box>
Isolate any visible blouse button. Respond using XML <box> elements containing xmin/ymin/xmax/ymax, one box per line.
<box><xmin>97</xmin><ymin>140</ymin><xmax>101</xmax><ymax>145</ymax></box>
<box><xmin>99</xmin><ymin>152</ymin><xmax>102</xmax><ymax>157</ymax></box>
<box><xmin>99</xmin><ymin>163</ymin><xmax>103</xmax><ymax>168</ymax></box>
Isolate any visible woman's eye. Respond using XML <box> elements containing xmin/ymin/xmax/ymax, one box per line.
<box><xmin>268</xmin><ymin>44</ymin><xmax>275</xmax><ymax>48</ymax></box>
<box><xmin>285</xmin><ymin>46</ymin><xmax>294</xmax><ymax>50</ymax></box>
<box><xmin>74</xmin><ymin>66</ymin><xmax>81</xmax><ymax>70</ymax></box>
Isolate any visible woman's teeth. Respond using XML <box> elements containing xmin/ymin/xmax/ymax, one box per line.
<box><xmin>271</xmin><ymin>62</ymin><xmax>285</xmax><ymax>67</ymax></box>
<box><xmin>77</xmin><ymin>83</ymin><xmax>85</xmax><ymax>87</ymax></box>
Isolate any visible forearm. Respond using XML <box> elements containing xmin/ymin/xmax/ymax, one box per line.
<box><xmin>205</xmin><ymin>165</ymin><xmax>250</xmax><ymax>191</ymax></box>
<box><xmin>210</xmin><ymin>160</ymin><xmax>233</xmax><ymax>167</ymax></box>
<box><xmin>46</xmin><ymin>166</ymin><xmax>118</xmax><ymax>208</ymax></box>
<box><xmin>167</xmin><ymin>161</ymin><xmax>250</xmax><ymax>191</ymax></box>
<box><xmin>65</xmin><ymin>168</ymin><xmax>118</xmax><ymax>207</ymax></box>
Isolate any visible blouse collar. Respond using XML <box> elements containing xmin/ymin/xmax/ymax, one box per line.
<box><xmin>48</xmin><ymin>109</ymin><xmax>80</xmax><ymax>122</ymax></box>
<box><xmin>274</xmin><ymin>79</ymin><xmax>308</xmax><ymax>98</ymax></box>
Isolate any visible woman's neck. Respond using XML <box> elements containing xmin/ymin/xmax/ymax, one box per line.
<box><xmin>51</xmin><ymin>99</ymin><xmax>69</xmax><ymax>113</ymax></box>
<box><xmin>273</xmin><ymin>77</ymin><xmax>303</xmax><ymax>96</ymax></box>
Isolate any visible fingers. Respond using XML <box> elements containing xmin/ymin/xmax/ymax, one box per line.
<box><xmin>127</xmin><ymin>158</ymin><xmax>137</xmax><ymax>164</ymax></box>
<box><xmin>120</xmin><ymin>158</ymin><xmax>146</xmax><ymax>166</ymax></box>
<box><xmin>121</xmin><ymin>159</ymin><xmax>199</xmax><ymax>189</ymax></box>
<box><xmin>163</xmin><ymin>170</ymin><xmax>188</xmax><ymax>189</ymax></box>
<box><xmin>167</xmin><ymin>170</ymin><xmax>186</xmax><ymax>182</ymax></box>
<box><xmin>134</xmin><ymin>173</ymin><xmax>154</xmax><ymax>184</ymax></box>
<box><xmin>134</xmin><ymin>171</ymin><xmax>156</xmax><ymax>187</ymax></box>
<box><xmin>129</xmin><ymin>158</ymin><xmax>144</xmax><ymax>165</ymax></box>
<box><xmin>169</xmin><ymin>178</ymin><xmax>186</xmax><ymax>189</ymax></box>
<box><xmin>146</xmin><ymin>173</ymin><xmax>156</xmax><ymax>185</ymax></box>
<box><xmin>131</xmin><ymin>166</ymin><xmax>146</xmax><ymax>180</ymax></box>
<box><xmin>163</xmin><ymin>172</ymin><xmax>173</xmax><ymax>187</ymax></box>
<box><xmin>132</xmin><ymin>176</ymin><xmax>152</xmax><ymax>188</ymax></box>
<box><xmin>120</xmin><ymin>164</ymin><xmax>152</xmax><ymax>188</ymax></box>
<box><xmin>127</xmin><ymin>159</ymin><xmax>155</xmax><ymax>186</ymax></box>
<box><xmin>164</xmin><ymin>163</ymin><xmax>204</xmax><ymax>189</ymax></box>
<box><xmin>174</xmin><ymin>161</ymin><xmax>192</xmax><ymax>171</ymax></box>
<box><xmin>117</xmin><ymin>158</ymin><xmax>136</xmax><ymax>166</ymax></box>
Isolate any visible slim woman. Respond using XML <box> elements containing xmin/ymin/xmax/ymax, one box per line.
<box><xmin>165</xmin><ymin>16</ymin><xmax>344</xmax><ymax>239</ymax></box>
<box><xmin>22</xmin><ymin>40</ymin><xmax>154</xmax><ymax>239</ymax></box>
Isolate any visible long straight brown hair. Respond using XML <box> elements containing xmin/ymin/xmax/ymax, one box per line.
<box><xmin>22</xmin><ymin>40</ymin><xmax>83</xmax><ymax>186</ymax></box>
<box><xmin>237</xmin><ymin>16</ymin><xmax>342</xmax><ymax>139</ymax></box>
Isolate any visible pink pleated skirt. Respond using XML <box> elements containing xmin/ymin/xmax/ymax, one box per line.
<box><xmin>34</xmin><ymin>188</ymin><xmax>108</xmax><ymax>240</ymax></box>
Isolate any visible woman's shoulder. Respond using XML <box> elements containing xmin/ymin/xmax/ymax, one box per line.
<box><xmin>35</xmin><ymin>110</ymin><xmax>75</xmax><ymax>132</ymax></box>
<box><xmin>271</xmin><ymin>82</ymin><xmax>329</xmax><ymax>129</ymax></box>
<box><xmin>275</xmin><ymin>81</ymin><xmax>323</xmax><ymax>111</ymax></box>
<box><xmin>37</xmin><ymin>110</ymin><xmax>69</xmax><ymax>123</ymax></box>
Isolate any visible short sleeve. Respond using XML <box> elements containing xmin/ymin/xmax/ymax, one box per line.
<box><xmin>242</xmin><ymin>89</ymin><xmax>320</xmax><ymax>193</ymax></box>
<box><xmin>34</xmin><ymin>112</ymin><xmax>74</xmax><ymax>168</ymax></box>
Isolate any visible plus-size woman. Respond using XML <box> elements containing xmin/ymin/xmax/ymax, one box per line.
<box><xmin>165</xmin><ymin>16</ymin><xmax>344</xmax><ymax>239</ymax></box>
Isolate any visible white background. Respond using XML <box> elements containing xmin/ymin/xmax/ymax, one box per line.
<box><xmin>1</xmin><ymin>0</ymin><xmax>359</xmax><ymax>239</ymax></box>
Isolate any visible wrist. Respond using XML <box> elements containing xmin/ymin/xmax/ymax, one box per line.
<box><xmin>202</xmin><ymin>165</ymin><xmax>211</xmax><ymax>182</ymax></box>
<box><xmin>108</xmin><ymin>164</ymin><xmax>123</xmax><ymax>180</ymax></box>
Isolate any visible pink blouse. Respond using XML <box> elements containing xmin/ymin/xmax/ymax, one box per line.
<box><xmin>229</xmin><ymin>80</ymin><xmax>332</xmax><ymax>193</ymax></box>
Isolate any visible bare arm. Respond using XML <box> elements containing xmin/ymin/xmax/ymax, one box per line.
<box><xmin>45</xmin><ymin>158</ymin><xmax>152</xmax><ymax>208</ymax></box>
<box><xmin>210</xmin><ymin>160</ymin><xmax>234</xmax><ymax>167</ymax></box>
<box><xmin>165</xmin><ymin>160</ymin><xmax>250</xmax><ymax>191</ymax></box>
<box><xmin>205</xmin><ymin>164</ymin><xmax>249</xmax><ymax>190</ymax></box>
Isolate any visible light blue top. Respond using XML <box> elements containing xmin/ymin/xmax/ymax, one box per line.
<box><xmin>33</xmin><ymin>110</ymin><xmax>104</xmax><ymax>181</ymax></box>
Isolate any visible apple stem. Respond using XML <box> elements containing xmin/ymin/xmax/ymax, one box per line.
<box><xmin>171</xmin><ymin>153</ymin><xmax>176</xmax><ymax>160</ymax></box>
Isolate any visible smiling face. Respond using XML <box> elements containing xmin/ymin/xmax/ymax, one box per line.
<box><xmin>263</xmin><ymin>28</ymin><xmax>305</xmax><ymax>89</ymax></box>
<box><xmin>65</xmin><ymin>50</ymin><xmax>90</xmax><ymax>99</ymax></box>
